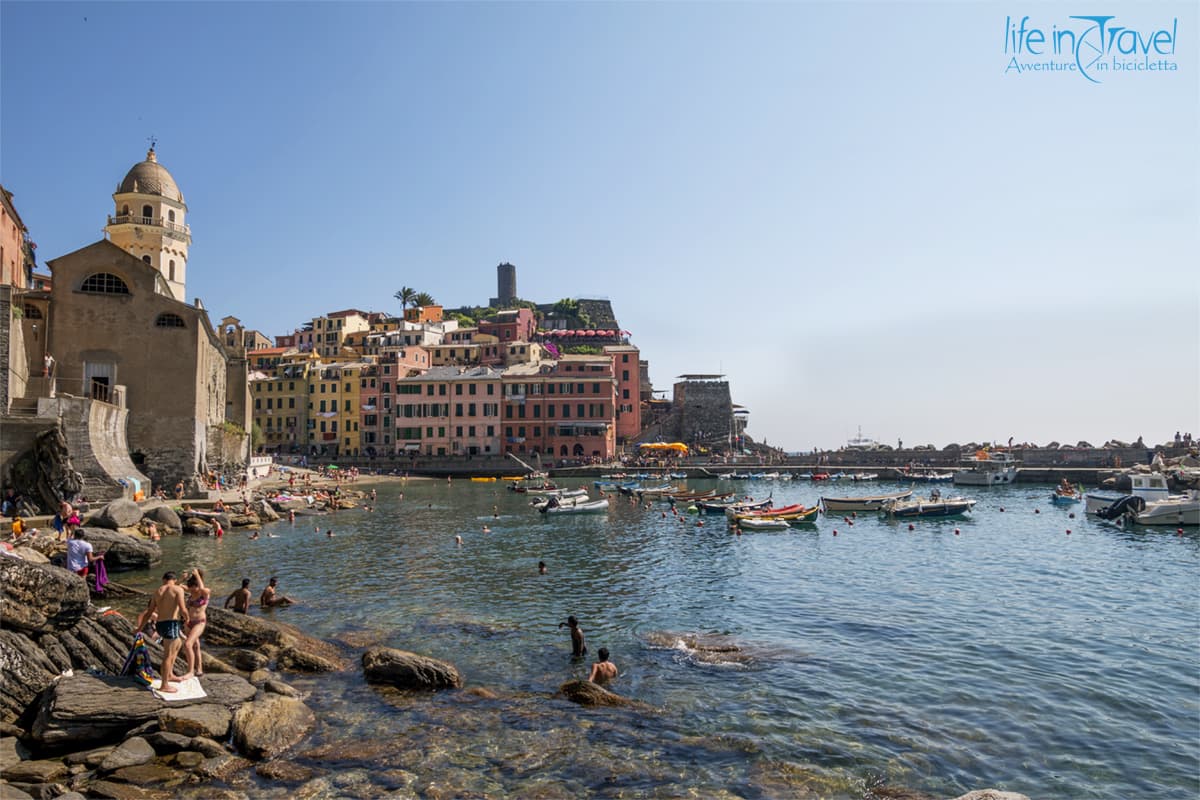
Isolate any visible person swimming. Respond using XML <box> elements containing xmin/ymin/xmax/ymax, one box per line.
<box><xmin>588</xmin><ymin>647</ymin><xmax>618</xmax><ymax>684</ymax></box>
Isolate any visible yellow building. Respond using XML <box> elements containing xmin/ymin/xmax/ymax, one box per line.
<box><xmin>308</xmin><ymin>362</ymin><xmax>365</xmax><ymax>457</ymax></box>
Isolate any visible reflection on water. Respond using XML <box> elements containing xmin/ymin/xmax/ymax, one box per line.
<box><xmin>128</xmin><ymin>479</ymin><xmax>1199</xmax><ymax>799</ymax></box>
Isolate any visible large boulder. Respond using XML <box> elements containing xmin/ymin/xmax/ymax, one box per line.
<box><xmin>558</xmin><ymin>680</ymin><xmax>632</xmax><ymax>707</ymax></box>
<box><xmin>0</xmin><ymin>558</ymin><xmax>89</xmax><ymax>634</ymax></box>
<box><xmin>230</xmin><ymin>695</ymin><xmax>315</xmax><ymax>760</ymax></box>
<box><xmin>202</xmin><ymin>608</ymin><xmax>345</xmax><ymax>672</ymax></box>
<box><xmin>90</xmin><ymin>499</ymin><xmax>144</xmax><ymax>530</ymax></box>
<box><xmin>74</xmin><ymin>528</ymin><xmax>160</xmax><ymax>572</ymax></box>
<box><xmin>361</xmin><ymin>647</ymin><xmax>462</xmax><ymax>690</ymax></box>
<box><xmin>140</xmin><ymin>503</ymin><xmax>182</xmax><ymax>532</ymax></box>
<box><xmin>31</xmin><ymin>673</ymin><xmax>256</xmax><ymax>748</ymax></box>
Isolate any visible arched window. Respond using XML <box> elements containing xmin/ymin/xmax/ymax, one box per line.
<box><xmin>168</xmin><ymin>210</ymin><xmax>176</xmax><ymax>222</ymax></box>
<box><xmin>80</xmin><ymin>273</ymin><xmax>130</xmax><ymax>295</ymax></box>
<box><xmin>22</xmin><ymin>304</ymin><xmax>43</xmax><ymax>319</ymax></box>
<box><xmin>141</xmin><ymin>204</ymin><xmax>153</xmax><ymax>219</ymax></box>
<box><xmin>142</xmin><ymin>255</ymin><xmax>152</xmax><ymax>264</ymax></box>
<box><xmin>155</xmin><ymin>313</ymin><xmax>186</xmax><ymax>329</ymax></box>
<box><xmin>121</xmin><ymin>205</ymin><xmax>130</xmax><ymax>216</ymax></box>
<box><xmin>169</xmin><ymin>260</ymin><xmax>176</xmax><ymax>281</ymax></box>
<box><xmin>573</xmin><ymin>444</ymin><xmax>585</xmax><ymax>457</ymax></box>
<box><xmin>560</xmin><ymin>445</ymin><xmax>568</xmax><ymax>457</ymax></box>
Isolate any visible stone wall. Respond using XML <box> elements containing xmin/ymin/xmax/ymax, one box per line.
<box><xmin>673</xmin><ymin>380</ymin><xmax>732</xmax><ymax>444</ymax></box>
<box><xmin>39</xmin><ymin>394</ymin><xmax>149</xmax><ymax>501</ymax></box>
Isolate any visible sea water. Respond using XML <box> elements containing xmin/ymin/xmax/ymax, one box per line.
<box><xmin>123</xmin><ymin>479</ymin><xmax>1200</xmax><ymax>798</ymax></box>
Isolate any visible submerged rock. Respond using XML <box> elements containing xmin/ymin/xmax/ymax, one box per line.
<box><xmin>951</xmin><ymin>792</ymin><xmax>1031</xmax><ymax>800</ymax></box>
<box><xmin>361</xmin><ymin>647</ymin><xmax>463</xmax><ymax>691</ymax></box>
<box><xmin>558</xmin><ymin>680</ymin><xmax>631</xmax><ymax>707</ymax></box>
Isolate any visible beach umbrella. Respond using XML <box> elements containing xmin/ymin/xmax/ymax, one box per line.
<box><xmin>328</xmin><ymin>465</ymin><xmax>340</xmax><ymax>470</ymax></box>
<box><xmin>585</xmin><ymin>330</ymin><xmax>596</xmax><ymax>337</ymax></box>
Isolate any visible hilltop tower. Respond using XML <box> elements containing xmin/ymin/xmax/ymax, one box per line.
<box><xmin>105</xmin><ymin>146</ymin><xmax>191</xmax><ymax>301</ymax></box>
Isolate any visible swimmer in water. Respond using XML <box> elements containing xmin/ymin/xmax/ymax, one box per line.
<box><xmin>482</xmin><ymin>525</ymin><xmax>491</xmax><ymax>534</ymax></box>
<box><xmin>455</xmin><ymin>535</ymin><xmax>463</xmax><ymax>546</ymax></box>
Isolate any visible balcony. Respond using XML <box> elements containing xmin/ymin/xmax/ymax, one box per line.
<box><xmin>107</xmin><ymin>214</ymin><xmax>192</xmax><ymax>242</ymax></box>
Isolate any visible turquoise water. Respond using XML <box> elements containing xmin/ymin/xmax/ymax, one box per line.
<box><xmin>129</xmin><ymin>479</ymin><xmax>1200</xmax><ymax>798</ymax></box>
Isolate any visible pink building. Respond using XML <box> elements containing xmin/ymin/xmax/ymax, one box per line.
<box><xmin>501</xmin><ymin>355</ymin><xmax>616</xmax><ymax>462</ymax></box>
<box><xmin>604</xmin><ymin>344</ymin><xmax>642</xmax><ymax>445</ymax></box>
<box><xmin>479</xmin><ymin>308</ymin><xmax>536</xmax><ymax>344</ymax></box>
<box><xmin>393</xmin><ymin>366</ymin><xmax>503</xmax><ymax>456</ymax></box>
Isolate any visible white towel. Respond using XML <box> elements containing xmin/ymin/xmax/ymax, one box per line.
<box><xmin>150</xmin><ymin>676</ymin><xmax>207</xmax><ymax>701</ymax></box>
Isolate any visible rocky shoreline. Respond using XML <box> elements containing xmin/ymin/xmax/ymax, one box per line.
<box><xmin>2</xmin><ymin>496</ymin><xmax>1030</xmax><ymax>799</ymax></box>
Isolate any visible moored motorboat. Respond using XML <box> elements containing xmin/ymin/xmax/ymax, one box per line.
<box><xmin>953</xmin><ymin>449</ymin><xmax>1019</xmax><ymax>486</ymax></box>
<box><xmin>849</xmin><ymin>473</ymin><xmax>878</xmax><ymax>482</ymax></box>
<box><xmin>820</xmin><ymin>490</ymin><xmax>913</xmax><ymax>513</ymax></box>
<box><xmin>881</xmin><ymin>493</ymin><xmax>977</xmax><ymax>518</ymax></box>
<box><xmin>539</xmin><ymin>497</ymin><xmax>610</xmax><ymax>514</ymax></box>
<box><xmin>898</xmin><ymin>469</ymin><xmax>954</xmax><ymax>482</ymax></box>
<box><xmin>1085</xmin><ymin>473</ymin><xmax>1169</xmax><ymax>515</ymax></box>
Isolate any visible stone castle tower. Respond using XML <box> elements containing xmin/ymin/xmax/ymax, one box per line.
<box><xmin>104</xmin><ymin>147</ymin><xmax>191</xmax><ymax>301</ymax></box>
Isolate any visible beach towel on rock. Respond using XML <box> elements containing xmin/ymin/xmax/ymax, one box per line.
<box><xmin>93</xmin><ymin>558</ymin><xmax>109</xmax><ymax>593</ymax></box>
<box><xmin>120</xmin><ymin>632</ymin><xmax>157</xmax><ymax>687</ymax></box>
<box><xmin>151</xmin><ymin>675</ymin><xmax>207</xmax><ymax>701</ymax></box>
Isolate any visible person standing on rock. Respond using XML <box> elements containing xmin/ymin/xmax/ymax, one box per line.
<box><xmin>135</xmin><ymin>572</ymin><xmax>187</xmax><ymax>693</ymax></box>
<box><xmin>65</xmin><ymin>529</ymin><xmax>99</xmax><ymax>577</ymax></box>
<box><xmin>559</xmin><ymin>615</ymin><xmax>587</xmax><ymax>658</ymax></box>
<box><xmin>180</xmin><ymin>568</ymin><xmax>211</xmax><ymax>680</ymax></box>
<box><xmin>225</xmin><ymin>578</ymin><xmax>252</xmax><ymax>613</ymax></box>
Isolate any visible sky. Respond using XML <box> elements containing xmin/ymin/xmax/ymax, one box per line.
<box><xmin>2</xmin><ymin>1</ymin><xmax>1197</xmax><ymax>452</ymax></box>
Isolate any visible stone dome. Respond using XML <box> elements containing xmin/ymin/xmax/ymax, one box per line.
<box><xmin>116</xmin><ymin>148</ymin><xmax>184</xmax><ymax>203</ymax></box>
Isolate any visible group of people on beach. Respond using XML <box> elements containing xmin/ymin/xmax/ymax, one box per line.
<box><xmin>134</xmin><ymin>571</ymin><xmax>294</xmax><ymax>693</ymax></box>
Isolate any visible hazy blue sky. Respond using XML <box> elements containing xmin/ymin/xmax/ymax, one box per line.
<box><xmin>3</xmin><ymin>2</ymin><xmax>1196</xmax><ymax>451</ymax></box>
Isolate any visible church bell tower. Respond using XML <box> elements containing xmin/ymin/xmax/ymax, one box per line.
<box><xmin>105</xmin><ymin>146</ymin><xmax>191</xmax><ymax>301</ymax></box>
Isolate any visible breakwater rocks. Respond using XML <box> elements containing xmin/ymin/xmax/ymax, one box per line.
<box><xmin>0</xmin><ymin>556</ymin><xmax>341</xmax><ymax>798</ymax></box>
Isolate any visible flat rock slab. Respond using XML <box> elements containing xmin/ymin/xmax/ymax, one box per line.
<box><xmin>951</xmin><ymin>793</ymin><xmax>1032</xmax><ymax>800</ymax></box>
<box><xmin>32</xmin><ymin>673</ymin><xmax>255</xmax><ymax>748</ymax></box>
<box><xmin>106</xmin><ymin>763</ymin><xmax>188</xmax><ymax>786</ymax></box>
<box><xmin>157</xmin><ymin>704</ymin><xmax>232</xmax><ymax>739</ymax></box>
<box><xmin>0</xmin><ymin>735</ymin><xmax>30</xmax><ymax>770</ymax></box>
<box><xmin>85</xmin><ymin>779</ymin><xmax>176</xmax><ymax>799</ymax></box>
<box><xmin>1</xmin><ymin>756</ymin><xmax>69</xmax><ymax>783</ymax></box>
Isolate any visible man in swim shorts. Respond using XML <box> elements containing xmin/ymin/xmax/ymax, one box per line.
<box><xmin>135</xmin><ymin>571</ymin><xmax>187</xmax><ymax>692</ymax></box>
<box><xmin>588</xmin><ymin>647</ymin><xmax>618</xmax><ymax>684</ymax></box>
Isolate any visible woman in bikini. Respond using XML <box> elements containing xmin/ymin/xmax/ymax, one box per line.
<box><xmin>182</xmin><ymin>568</ymin><xmax>211</xmax><ymax>679</ymax></box>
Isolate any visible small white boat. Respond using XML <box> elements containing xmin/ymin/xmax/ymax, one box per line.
<box><xmin>849</xmin><ymin>473</ymin><xmax>878</xmax><ymax>482</ymax></box>
<box><xmin>736</xmin><ymin>517</ymin><xmax>792</xmax><ymax>531</ymax></box>
<box><xmin>540</xmin><ymin>497</ymin><xmax>610</xmax><ymax>514</ymax></box>
<box><xmin>1134</xmin><ymin>492</ymin><xmax>1199</xmax><ymax>526</ymax></box>
<box><xmin>953</xmin><ymin>450</ymin><xmax>1019</xmax><ymax>486</ymax></box>
<box><xmin>881</xmin><ymin>493</ymin><xmax>977</xmax><ymax>518</ymax></box>
<box><xmin>820</xmin><ymin>490</ymin><xmax>913</xmax><ymax>513</ymax></box>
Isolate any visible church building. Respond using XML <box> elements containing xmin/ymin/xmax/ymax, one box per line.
<box><xmin>45</xmin><ymin>147</ymin><xmax>250</xmax><ymax>489</ymax></box>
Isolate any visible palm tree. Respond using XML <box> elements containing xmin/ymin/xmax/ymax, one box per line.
<box><xmin>394</xmin><ymin>286</ymin><xmax>416</xmax><ymax>310</ymax></box>
<box><xmin>412</xmin><ymin>292</ymin><xmax>436</xmax><ymax>308</ymax></box>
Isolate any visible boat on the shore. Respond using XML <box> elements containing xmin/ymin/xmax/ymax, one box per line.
<box><xmin>953</xmin><ymin>450</ymin><xmax>1019</xmax><ymax>486</ymax></box>
<box><xmin>820</xmin><ymin>490</ymin><xmax>913</xmax><ymax>513</ymax></box>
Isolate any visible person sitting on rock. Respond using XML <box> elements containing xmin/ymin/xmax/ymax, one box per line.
<box><xmin>588</xmin><ymin>647</ymin><xmax>618</xmax><ymax>685</ymax></box>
